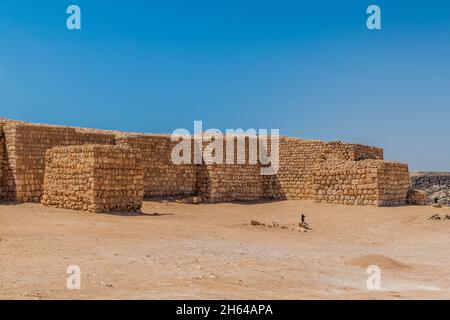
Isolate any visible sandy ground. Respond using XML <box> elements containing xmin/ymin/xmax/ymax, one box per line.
<box><xmin>1</xmin><ymin>200</ymin><xmax>450</xmax><ymax>300</ymax></box>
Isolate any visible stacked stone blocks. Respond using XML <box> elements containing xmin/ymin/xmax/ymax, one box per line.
<box><xmin>115</xmin><ymin>134</ymin><xmax>197</xmax><ymax>198</ymax></box>
<box><xmin>1</xmin><ymin>121</ymin><xmax>115</xmax><ymax>202</ymax></box>
<box><xmin>312</xmin><ymin>160</ymin><xmax>410</xmax><ymax>206</ymax></box>
<box><xmin>0</xmin><ymin>118</ymin><xmax>413</xmax><ymax>208</ymax></box>
<box><xmin>41</xmin><ymin>145</ymin><xmax>144</xmax><ymax>212</ymax></box>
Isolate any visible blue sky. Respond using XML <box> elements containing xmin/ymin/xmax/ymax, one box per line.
<box><xmin>0</xmin><ymin>1</ymin><xmax>449</xmax><ymax>171</ymax></box>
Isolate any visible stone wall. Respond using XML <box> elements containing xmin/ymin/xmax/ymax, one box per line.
<box><xmin>376</xmin><ymin>161</ymin><xmax>411</xmax><ymax>205</ymax></box>
<box><xmin>197</xmin><ymin>137</ymin><xmax>394</xmax><ymax>205</ymax></box>
<box><xmin>312</xmin><ymin>160</ymin><xmax>410</xmax><ymax>206</ymax></box>
<box><xmin>2</xmin><ymin>121</ymin><xmax>115</xmax><ymax>202</ymax></box>
<box><xmin>197</xmin><ymin>164</ymin><xmax>263</xmax><ymax>202</ymax></box>
<box><xmin>0</xmin><ymin>118</ymin><xmax>412</xmax><ymax>207</ymax></box>
<box><xmin>261</xmin><ymin>138</ymin><xmax>385</xmax><ymax>200</ymax></box>
<box><xmin>406</xmin><ymin>189</ymin><xmax>429</xmax><ymax>205</ymax></box>
<box><xmin>115</xmin><ymin>134</ymin><xmax>197</xmax><ymax>198</ymax></box>
<box><xmin>42</xmin><ymin>145</ymin><xmax>144</xmax><ymax>212</ymax></box>
<box><xmin>352</xmin><ymin>144</ymin><xmax>384</xmax><ymax>160</ymax></box>
<box><xmin>196</xmin><ymin>134</ymin><xmax>263</xmax><ymax>202</ymax></box>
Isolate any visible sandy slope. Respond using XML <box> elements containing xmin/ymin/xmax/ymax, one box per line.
<box><xmin>1</xmin><ymin>200</ymin><xmax>450</xmax><ymax>299</ymax></box>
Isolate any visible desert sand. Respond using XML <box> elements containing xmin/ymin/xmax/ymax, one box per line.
<box><xmin>1</xmin><ymin>200</ymin><xmax>449</xmax><ymax>299</ymax></box>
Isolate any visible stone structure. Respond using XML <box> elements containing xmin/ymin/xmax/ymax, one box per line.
<box><xmin>312</xmin><ymin>160</ymin><xmax>410</xmax><ymax>206</ymax></box>
<box><xmin>411</xmin><ymin>174</ymin><xmax>450</xmax><ymax>205</ymax></box>
<box><xmin>406</xmin><ymin>189</ymin><xmax>429</xmax><ymax>206</ymax></box>
<box><xmin>261</xmin><ymin>138</ymin><xmax>385</xmax><ymax>201</ymax></box>
<box><xmin>115</xmin><ymin>134</ymin><xmax>197</xmax><ymax>198</ymax></box>
<box><xmin>0</xmin><ymin>120</ymin><xmax>115</xmax><ymax>202</ymax></box>
<box><xmin>41</xmin><ymin>145</ymin><xmax>144</xmax><ymax>212</ymax></box>
<box><xmin>197</xmin><ymin>164</ymin><xmax>263</xmax><ymax>202</ymax></box>
<box><xmin>0</xmin><ymin>117</ymin><xmax>414</xmax><ymax>209</ymax></box>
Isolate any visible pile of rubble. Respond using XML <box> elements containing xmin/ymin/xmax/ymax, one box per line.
<box><xmin>411</xmin><ymin>174</ymin><xmax>450</xmax><ymax>206</ymax></box>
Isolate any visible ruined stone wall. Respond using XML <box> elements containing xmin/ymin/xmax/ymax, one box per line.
<box><xmin>42</xmin><ymin>145</ymin><xmax>144</xmax><ymax>212</ymax></box>
<box><xmin>312</xmin><ymin>160</ymin><xmax>410</xmax><ymax>206</ymax></box>
<box><xmin>0</xmin><ymin>118</ymin><xmax>411</xmax><ymax>207</ymax></box>
<box><xmin>197</xmin><ymin>164</ymin><xmax>263</xmax><ymax>202</ymax></box>
<box><xmin>376</xmin><ymin>161</ymin><xmax>411</xmax><ymax>205</ymax></box>
<box><xmin>196</xmin><ymin>135</ymin><xmax>263</xmax><ymax>202</ymax></box>
<box><xmin>411</xmin><ymin>174</ymin><xmax>450</xmax><ymax>205</ymax></box>
<box><xmin>115</xmin><ymin>134</ymin><xmax>197</xmax><ymax>198</ymax></box>
<box><xmin>352</xmin><ymin>144</ymin><xmax>384</xmax><ymax>160</ymax></box>
<box><xmin>262</xmin><ymin>138</ymin><xmax>384</xmax><ymax>200</ymax></box>
<box><xmin>2</xmin><ymin>122</ymin><xmax>115</xmax><ymax>202</ymax></box>
<box><xmin>115</xmin><ymin>134</ymin><xmax>263</xmax><ymax>202</ymax></box>
<box><xmin>406</xmin><ymin>189</ymin><xmax>429</xmax><ymax>205</ymax></box>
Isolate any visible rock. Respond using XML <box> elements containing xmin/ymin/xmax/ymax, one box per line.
<box><xmin>192</xmin><ymin>196</ymin><xmax>203</xmax><ymax>204</ymax></box>
<box><xmin>180</xmin><ymin>197</ymin><xmax>191</xmax><ymax>204</ymax></box>
<box><xmin>99</xmin><ymin>281</ymin><xmax>113</xmax><ymax>288</ymax></box>
<box><xmin>271</xmin><ymin>222</ymin><xmax>280</xmax><ymax>228</ymax></box>
<box><xmin>428</xmin><ymin>214</ymin><xmax>441</xmax><ymax>220</ymax></box>
<box><xmin>180</xmin><ymin>196</ymin><xmax>203</xmax><ymax>204</ymax></box>
<box><xmin>251</xmin><ymin>220</ymin><xmax>263</xmax><ymax>226</ymax></box>
<box><xmin>406</xmin><ymin>189</ymin><xmax>428</xmax><ymax>205</ymax></box>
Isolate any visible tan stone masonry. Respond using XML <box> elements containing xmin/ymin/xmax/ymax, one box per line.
<box><xmin>261</xmin><ymin>138</ymin><xmax>385</xmax><ymax>200</ymax></box>
<box><xmin>115</xmin><ymin>134</ymin><xmax>197</xmax><ymax>198</ymax></box>
<box><xmin>41</xmin><ymin>145</ymin><xmax>144</xmax><ymax>212</ymax></box>
<box><xmin>0</xmin><ymin>118</ymin><xmax>412</xmax><ymax>207</ymax></box>
<box><xmin>0</xmin><ymin>120</ymin><xmax>115</xmax><ymax>202</ymax></box>
<box><xmin>312</xmin><ymin>160</ymin><xmax>410</xmax><ymax>206</ymax></box>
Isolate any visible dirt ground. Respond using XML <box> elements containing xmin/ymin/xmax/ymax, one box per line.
<box><xmin>1</xmin><ymin>200</ymin><xmax>450</xmax><ymax>299</ymax></box>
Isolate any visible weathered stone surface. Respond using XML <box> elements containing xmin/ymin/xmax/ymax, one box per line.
<box><xmin>115</xmin><ymin>134</ymin><xmax>197</xmax><ymax>198</ymax></box>
<box><xmin>197</xmin><ymin>164</ymin><xmax>263</xmax><ymax>202</ymax></box>
<box><xmin>41</xmin><ymin>145</ymin><xmax>144</xmax><ymax>213</ymax></box>
<box><xmin>406</xmin><ymin>189</ymin><xmax>429</xmax><ymax>205</ymax></box>
<box><xmin>411</xmin><ymin>174</ymin><xmax>450</xmax><ymax>205</ymax></box>
<box><xmin>312</xmin><ymin>159</ymin><xmax>410</xmax><ymax>206</ymax></box>
<box><xmin>0</xmin><ymin>120</ymin><xmax>115</xmax><ymax>202</ymax></box>
<box><xmin>0</xmin><ymin>118</ymin><xmax>412</xmax><ymax>208</ymax></box>
<box><xmin>261</xmin><ymin>138</ymin><xmax>391</xmax><ymax>204</ymax></box>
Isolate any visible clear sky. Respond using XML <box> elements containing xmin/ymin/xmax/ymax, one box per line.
<box><xmin>1</xmin><ymin>1</ymin><xmax>449</xmax><ymax>171</ymax></box>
